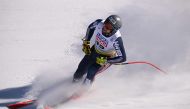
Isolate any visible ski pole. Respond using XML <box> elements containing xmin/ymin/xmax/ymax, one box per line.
<box><xmin>113</xmin><ymin>61</ymin><xmax>167</xmax><ymax>74</ymax></box>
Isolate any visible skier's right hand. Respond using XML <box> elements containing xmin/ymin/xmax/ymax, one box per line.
<box><xmin>96</xmin><ymin>56</ymin><xmax>107</xmax><ymax>66</ymax></box>
<box><xmin>82</xmin><ymin>40</ymin><xmax>91</xmax><ymax>55</ymax></box>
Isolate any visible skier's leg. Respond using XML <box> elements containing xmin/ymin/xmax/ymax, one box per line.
<box><xmin>73</xmin><ymin>55</ymin><xmax>92</xmax><ymax>82</ymax></box>
<box><xmin>83</xmin><ymin>63</ymin><xmax>102</xmax><ymax>85</ymax></box>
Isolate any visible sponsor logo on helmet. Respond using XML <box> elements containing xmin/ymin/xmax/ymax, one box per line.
<box><xmin>109</xmin><ymin>17</ymin><xmax>116</xmax><ymax>25</ymax></box>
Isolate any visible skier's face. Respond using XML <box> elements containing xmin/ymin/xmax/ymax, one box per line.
<box><xmin>102</xmin><ymin>22</ymin><xmax>113</xmax><ymax>36</ymax></box>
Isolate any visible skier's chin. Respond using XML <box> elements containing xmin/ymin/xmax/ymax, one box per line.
<box><xmin>102</xmin><ymin>31</ymin><xmax>111</xmax><ymax>37</ymax></box>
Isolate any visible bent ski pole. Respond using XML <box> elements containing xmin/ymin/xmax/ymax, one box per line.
<box><xmin>114</xmin><ymin>61</ymin><xmax>167</xmax><ymax>74</ymax></box>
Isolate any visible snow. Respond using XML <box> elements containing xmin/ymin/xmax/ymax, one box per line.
<box><xmin>0</xmin><ymin>0</ymin><xmax>190</xmax><ymax>109</ymax></box>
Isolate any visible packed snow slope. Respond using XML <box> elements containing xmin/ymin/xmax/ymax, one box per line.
<box><xmin>0</xmin><ymin>0</ymin><xmax>190</xmax><ymax>109</ymax></box>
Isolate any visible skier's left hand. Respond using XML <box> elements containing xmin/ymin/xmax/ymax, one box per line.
<box><xmin>82</xmin><ymin>40</ymin><xmax>91</xmax><ymax>55</ymax></box>
<box><xmin>96</xmin><ymin>57</ymin><xmax>107</xmax><ymax>66</ymax></box>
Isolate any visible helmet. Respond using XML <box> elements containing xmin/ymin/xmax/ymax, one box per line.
<box><xmin>104</xmin><ymin>15</ymin><xmax>122</xmax><ymax>31</ymax></box>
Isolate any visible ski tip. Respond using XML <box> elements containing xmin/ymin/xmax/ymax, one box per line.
<box><xmin>7</xmin><ymin>100</ymin><xmax>35</xmax><ymax>109</ymax></box>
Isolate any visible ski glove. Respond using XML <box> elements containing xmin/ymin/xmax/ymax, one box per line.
<box><xmin>96</xmin><ymin>57</ymin><xmax>107</xmax><ymax>66</ymax></box>
<box><xmin>82</xmin><ymin>40</ymin><xmax>91</xmax><ymax>55</ymax></box>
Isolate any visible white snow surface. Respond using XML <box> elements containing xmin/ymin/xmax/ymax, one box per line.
<box><xmin>0</xmin><ymin>0</ymin><xmax>190</xmax><ymax>109</ymax></box>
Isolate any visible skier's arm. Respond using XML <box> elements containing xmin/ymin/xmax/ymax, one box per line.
<box><xmin>82</xmin><ymin>19</ymin><xmax>102</xmax><ymax>55</ymax></box>
<box><xmin>83</xmin><ymin>19</ymin><xmax>102</xmax><ymax>41</ymax></box>
<box><xmin>107</xmin><ymin>37</ymin><xmax>127</xmax><ymax>63</ymax></box>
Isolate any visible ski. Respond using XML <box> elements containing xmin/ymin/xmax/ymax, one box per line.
<box><xmin>7</xmin><ymin>99</ymin><xmax>36</xmax><ymax>109</ymax></box>
<box><xmin>7</xmin><ymin>99</ymin><xmax>54</xmax><ymax>109</ymax></box>
<box><xmin>6</xmin><ymin>91</ymin><xmax>83</xmax><ymax>109</ymax></box>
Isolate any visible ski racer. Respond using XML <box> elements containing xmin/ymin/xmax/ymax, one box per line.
<box><xmin>73</xmin><ymin>15</ymin><xmax>127</xmax><ymax>85</ymax></box>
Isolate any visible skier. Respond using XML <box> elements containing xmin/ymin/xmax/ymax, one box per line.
<box><xmin>73</xmin><ymin>15</ymin><xmax>127</xmax><ymax>85</ymax></box>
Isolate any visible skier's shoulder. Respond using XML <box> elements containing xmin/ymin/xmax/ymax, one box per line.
<box><xmin>89</xmin><ymin>19</ymin><xmax>103</xmax><ymax>29</ymax></box>
<box><xmin>113</xmin><ymin>30</ymin><xmax>122</xmax><ymax>39</ymax></box>
<box><xmin>93</xmin><ymin>19</ymin><xmax>103</xmax><ymax>25</ymax></box>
